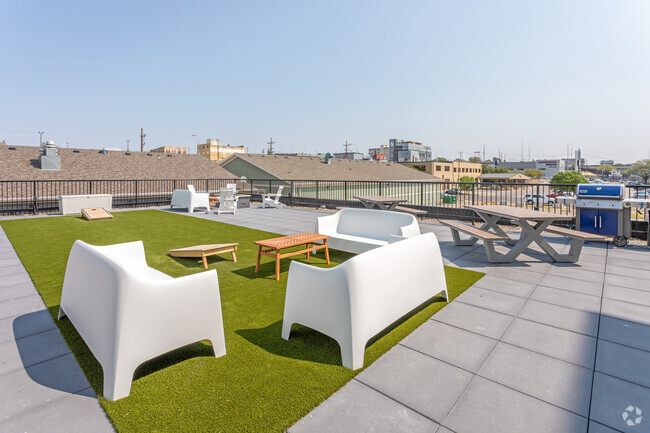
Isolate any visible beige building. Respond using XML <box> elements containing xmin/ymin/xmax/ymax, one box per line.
<box><xmin>402</xmin><ymin>160</ymin><xmax>482</xmax><ymax>182</ymax></box>
<box><xmin>150</xmin><ymin>146</ymin><xmax>188</xmax><ymax>154</ymax></box>
<box><xmin>197</xmin><ymin>139</ymin><xmax>244</xmax><ymax>162</ymax></box>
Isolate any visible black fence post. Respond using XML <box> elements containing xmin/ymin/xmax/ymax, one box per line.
<box><xmin>535</xmin><ymin>184</ymin><xmax>540</xmax><ymax>210</ymax></box>
<box><xmin>316</xmin><ymin>180</ymin><xmax>319</xmax><ymax>206</ymax></box>
<box><xmin>32</xmin><ymin>181</ymin><xmax>37</xmax><ymax>214</ymax></box>
<box><xmin>135</xmin><ymin>180</ymin><xmax>139</xmax><ymax>206</ymax></box>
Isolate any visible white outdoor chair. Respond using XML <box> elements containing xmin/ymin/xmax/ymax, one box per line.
<box><xmin>226</xmin><ymin>183</ymin><xmax>237</xmax><ymax>193</ymax></box>
<box><xmin>58</xmin><ymin>240</ymin><xmax>226</xmax><ymax>401</ymax></box>
<box><xmin>262</xmin><ymin>185</ymin><xmax>285</xmax><ymax>208</ymax></box>
<box><xmin>170</xmin><ymin>185</ymin><xmax>210</xmax><ymax>212</ymax></box>
<box><xmin>282</xmin><ymin>232</ymin><xmax>447</xmax><ymax>370</ymax></box>
<box><xmin>217</xmin><ymin>187</ymin><xmax>238</xmax><ymax>215</ymax></box>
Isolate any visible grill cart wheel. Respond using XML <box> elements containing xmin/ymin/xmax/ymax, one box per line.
<box><xmin>613</xmin><ymin>236</ymin><xmax>628</xmax><ymax>247</ymax></box>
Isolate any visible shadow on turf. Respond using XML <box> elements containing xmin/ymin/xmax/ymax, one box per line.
<box><xmin>236</xmin><ymin>294</ymin><xmax>447</xmax><ymax>366</ymax></box>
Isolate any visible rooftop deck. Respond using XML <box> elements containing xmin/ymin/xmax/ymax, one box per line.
<box><xmin>1</xmin><ymin>205</ymin><xmax>649</xmax><ymax>432</ymax></box>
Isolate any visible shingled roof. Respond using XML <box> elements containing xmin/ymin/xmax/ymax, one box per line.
<box><xmin>221</xmin><ymin>154</ymin><xmax>441</xmax><ymax>181</ymax></box>
<box><xmin>0</xmin><ymin>144</ymin><xmax>235</xmax><ymax>180</ymax></box>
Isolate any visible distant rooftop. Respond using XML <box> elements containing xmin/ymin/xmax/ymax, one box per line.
<box><xmin>221</xmin><ymin>153</ymin><xmax>442</xmax><ymax>181</ymax></box>
<box><xmin>0</xmin><ymin>144</ymin><xmax>234</xmax><ymax>180</ymax></box>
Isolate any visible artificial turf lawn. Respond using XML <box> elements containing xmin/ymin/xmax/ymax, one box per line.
<box><xmin>1</xmin><ymin>210</ymin><xmax>484</xmax><ymax>433</ymax></box>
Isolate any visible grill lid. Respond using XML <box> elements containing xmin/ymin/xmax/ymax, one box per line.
<box><xmin>576</xmin><ymin>184</ymin><xmax>624</xmax><ymax>199</ymax></box>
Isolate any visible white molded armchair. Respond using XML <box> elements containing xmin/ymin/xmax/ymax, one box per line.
<box><xmin>262</xmin><ymin>185</ymin><xmax>285</xmax><ymax>208</ymax></box>
<box><xmin>282</xmin><ymin>232</ymin><xmax>447</xmax><ymax>370</ymax></box>
<box><xmin>170</xmin><ymin>185</ymin><xmax>210</xmax><ymax>212</ymax></box>
<box><xmin>217</xmin><ymin>187</ymin><xmax>238</xmax><ymax>215</ymax></box>
<box><xmin>58</xmin><ymin>240</ymin><xmax>226</xmax><ymax>401</ymax></box>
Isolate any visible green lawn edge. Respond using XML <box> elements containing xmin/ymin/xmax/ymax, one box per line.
<box><xmin>1</xmin><ymin>209</ymin><xmax>484</xmax><ymax>433</ymax></box>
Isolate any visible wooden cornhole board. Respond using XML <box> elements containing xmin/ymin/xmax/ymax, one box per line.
<box><xmin>81</xmin><ymin>207</ymin><xmax>113</xmax><ymax>220</ymax></box>
<box><xmin>169</xmin><ymin>243</ymin><xmax>239</xmax><ymax>269</ymax></box>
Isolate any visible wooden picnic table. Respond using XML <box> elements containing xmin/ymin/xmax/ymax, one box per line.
<box><xmin>463</xmin><ymin>205</ymin><xmax>582</xmax><ymax>262</ymax></box>
<box><xmin>353</xmin><ymin>195</ymin><xmax>406</xmax><ymax>211</ymax></box>
<box><xmin>254</xmin><ymin>232</ymin><xmax>330</xmax><ymax>281</ymax></box>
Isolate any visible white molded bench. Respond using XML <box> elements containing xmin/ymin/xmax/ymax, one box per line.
<box><xmin>58</xmin><ymin>240</ymin><xmax>226</xmax><ymax>400</ymax></box>
<box><xmin>282</xmin><ymin>232</ymin><xmax>448</xmax><ymax>370</ymax></box>
<box><xmin>170</xmin><ymin>185</ymin><xmax>210</xmax><ymax>212</ymax></box>
<box><xmin>315</xmin><ymin>208</ymin><xmax>420</xmax><ymax>254</ymax></box>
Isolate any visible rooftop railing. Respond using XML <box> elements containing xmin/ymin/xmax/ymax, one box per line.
<box><xmin>1</xmin><ymin>178</ymin><xmax>647</xmax><ymax>226</ymax></box>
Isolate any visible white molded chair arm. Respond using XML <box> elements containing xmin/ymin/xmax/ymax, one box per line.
<box><xmin>315</xmin><ymin>213</ymin><xmax>340</xmax><ymax>235</ymax></box>
<box><xmin>399</xmin><ymin>220</ymin><xmax>421</xmax><ymax>238</ymax></box>
<box><xmin>282</xmin><ymin>261</ymin><xmax>351</xmax><ymax>350</ymax></box>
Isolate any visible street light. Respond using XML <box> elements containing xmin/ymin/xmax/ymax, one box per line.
<box><xmin>38</xmin><ymin>131</ymin><xmax>44</xmax><ymax>147</ymax></box>
<box><xmin>192</xmin><ymin>134</ymin><xmax>200</xmax><ymax>155</ymax></box>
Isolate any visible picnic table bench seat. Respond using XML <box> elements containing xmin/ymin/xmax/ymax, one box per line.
<box><xmin>439</xmin><ymin>219</ymin><xmax>509</xmax><ymax>242</ymax></box>
<box><xmin>393</xmin><ymin>205</ymin><xmax>427</xmax><ymax>217</ymax></box>
<box><xmin>542</xmin><ymin>225</ymin><xmax>609</xmax><ymax>241</ymax></box>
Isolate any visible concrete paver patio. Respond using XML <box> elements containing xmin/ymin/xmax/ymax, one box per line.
<box><xmin>1</xmin><ymin>205</ymin><xmax>649</xmax><ymax>432</ymax></box>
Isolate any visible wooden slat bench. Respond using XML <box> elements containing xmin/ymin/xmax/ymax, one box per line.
<box><xmin>439</xmin><ymin>219</ymin><xmax>515</xmax><ymax>263</ymax></box>
<box><xmin>543</xmin><ymin>225</ymin><xmax>608</xmax><ymax>241</ymax></box>
<box><xmin>394</xmin><ymin>205</ymin><xmax>427</xmax><ymax>218</ymax></box>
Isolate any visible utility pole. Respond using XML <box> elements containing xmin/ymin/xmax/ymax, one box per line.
<box><xmin>458</xmin><ymin>151</ymin><xmax>463</xmax><ymax>160</ymax></box>
<box><xmin>140</xmin><ymin>128</ymin><xmax>146</xmax><ymax>152</ymax></box>
<box><xmin>267</xmin><ymin>137</ymin><xmax>275</xmax><ymax>155</ymax></box>
<box><xmin>343</xmin><ymin>140</ymin><xmax>351</xmax><ymax>158</ymax></box>
<box><xmin>483</xmin><ymin>144</ymin><xmax>486</xmax><ymax>161</ymax></box>
<box><xmin>126</xmin><ymin>139</ymin><xmax>130</xmax><ymax>151</ymax></box>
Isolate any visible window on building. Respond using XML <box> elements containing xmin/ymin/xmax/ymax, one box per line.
<box><xmin>436</xmin><ymin>165</ymin><xmax>441</xmax><ymax>171</ymax></box>
<box><xmin>445</xmin><ymin>166</ymin><xmax>450</xmax><ymax>172</ymax></box>
<box><xmin>453</xmin><ymin>167</ymin><xmax>457</xmax><ymax>172</ymax></box>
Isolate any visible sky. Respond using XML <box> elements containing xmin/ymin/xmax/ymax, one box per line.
<box><xmin>1</xmin><ymin>0</ymin><xmax>649</xmax><ymax>164</ymax></box>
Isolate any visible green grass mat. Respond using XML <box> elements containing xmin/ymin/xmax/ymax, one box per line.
<box><xmin>1</xmin><ymin>210</ymin><xmax>483</xmax><ymax>432</ymax></box>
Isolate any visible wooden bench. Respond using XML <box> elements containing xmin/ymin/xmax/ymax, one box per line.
<box><xmin>394</xmin><ymin>205</ymin><xmax>427</xmax><ymax>217</ymax></box>
<box><xmin>439</xmin><ymin>219</ymin><xmax>512</xmax><ymax>262</ymax></box>
<box><xmin>543</xmin><ymin>225</ymin><xmax>608</xmax><ymax>241</ymax></box>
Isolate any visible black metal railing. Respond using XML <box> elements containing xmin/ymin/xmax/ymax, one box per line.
<box><xmin>1</xmin><ymin>179</ymin><xmax>647</xmax><ymax>225</ymax></box>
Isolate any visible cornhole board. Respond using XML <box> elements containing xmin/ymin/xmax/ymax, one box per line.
<box><xmin>169</xmin><ymin>243</ymin><xmax>239</xmax><ymax>269</ymax></box>
<box><xmin>81</xmin><ymin>208</ymin><xmax>113</xmax><ymax>220</ymax></box>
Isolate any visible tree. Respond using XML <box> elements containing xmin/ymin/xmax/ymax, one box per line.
<box><xmin>524</xmin><ymin>169</ymin><xmax>543</xmax><ymax>179</ymax></box>
<box><xmin>468</xmin><ymin>156</ymin><xmax>482</xmax><ymax>163</ymax></box>
<box><xmin>625</xmin><ymin>159</ymin><xmax>650</xmax><ymax>183</ymax></box>
<box><xmin>550</xmin><ymin>171</ymin><xmax>588</xmax><ymax>191</ymax></box>
<box><xmin>458</xmin><ymin>175</ymin><xmax>476</xmax><ymax>190</ymax></box>
<box><xmin>482</xmin><ymin>165</ymin><xmax>513</xmax><ymax>174</ymax></box>
<box><xmin>435</xmin><ymin>157</ymin><xmax>450</xmax><ymax>162</ymax></box>
<box><xmin>597</xmin><ymin>164</ymin><xmax>615</xmax><ymax>178</ymax></box>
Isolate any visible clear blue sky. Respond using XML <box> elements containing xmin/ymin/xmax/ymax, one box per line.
<box><xmin>1</xmin><ymin>0</ymin><xmax>649</xmax><ymax>163</ymax></box>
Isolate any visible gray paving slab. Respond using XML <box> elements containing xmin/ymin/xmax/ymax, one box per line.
<box><xmin>0</xmin><ymin>257</ymin><xmax>23</xmax><ymax>270</ymax></box>
<box><xmin>538</xmin><ymin>273</ymin><xmax>604</xmax><ymax>297</ymax></box>
<box><xmin>435</xmin><ymin>427</ymin><xmax>454</xmax><ymax>433</ymax></box>
<box><xmin>502</xmin><ymin>318</ymin><xmax>597</xmax><ymax>368</ymax></box>
<box><xmin>443</xmin><ymin>376</ymin><xmax>588</xmax><ymax>433</ymax></box>
<box><xmin>588</xmin><ymin>421</ymin><xmax>624</xmax><ymax>433</ymax></box>
<box><xmin>486</xmin><ymin>267</ymin><xmax>545</xmax><ymax>285</ymax></box>
<box><xmin>0</xmin><ymin>352</ymin><xmax>92</xmax><ymax>421</ymax></box>
<box><xmin>0</xmin><ymin>328</ymin><xmax>71</xmax><ymax>376</ymax></box>
<box><xmin>599</xmin><ymin>315</ymin><xmax>650</xmax><ymax>353</ymax></box>
<box><xmin>596</xmin><ymin>339</ymin><xmax>650</xmax><ymax>389</ymax></box>
<box><xmin>546</xmin><ymin>266</ymin><xmax>605</xmax><ymax>283</ymax></box>
<box><xmin>603</xmin><ymin>284</ymin><xmax>650</xmax><ymax>308</ymax></box>
<box><xmin>605</xmin><ymin>264</ymin><xmax>650</xmax><ymax>281</ymax></box>
<box><xmin>590</xmin><ymin>372</ymin><xmax>650</xmax><ymax>433</ymax></box>
<box><xmin>0</xmin><ymin>309</ymin><xmax>57</xmax><ymax>345</ymax></box>
<box><xmin>0</xmin><ymin>387</ymin><xmax>113</xmax><ymax>433</ymax></box>
<box><xmin>0</xmin><ymin>295</ymin><xmax>46</xmax><ymax>320</ymax></box>
<box><xmin>601</xmin><ymin>298</ymin><xmax>650</xmax><ymax>327</ymax></box>
<box><xmin>401</xmin><ymin>320</ymin><xmax>497</xmax><ymax>373</ymax></box>
<box><xmin>0</xmin><ymin>272</ymin><xmax>34</xmax><ymax>289</ymax></box>
<box><xmin>0</xmin><ymin>282</ymin><xmax>40</xmax><ymax>303</ymax></box>
<box><xmin>530</xmin><ymin>285</ymin><xmax>601</xmax><ymax>313</ymax></box>
<box><xmin>606</xmin><ymin>256</ymin><xmax>647</xmax><ymax>270</ymax></box>
<box><xmin>288</xmin><ymin>379</ymin><xmax>439</xmax><ymax>433</ymax></box>
<box><xmin>478</xmin><ymin>342</ymin><xmax>593</xmax><ymax>417</ymax></box>
<box><xmin>554</xmin><ymin>260</ymin><xmax>606</xmax><ymax>273</ymax></box>
<box><xmin>454</xmin><ymin>286</ymin><xmax>526</xmax><ymax>316</ymax></box>
<box><xmin>517</xmin><ymin>300</ymin><xmax>600</xmax><ymax>337</ymax></box>
<box><xmin>604</xmin><ymin>273</ymin><xmax>648</xmax><ymax>291</ymax></box>
<box><xmin>356</xmin><ymin>345</ymin><xmax>473</xmax><ymax>423</ymax></box>
<box><xmin>432</xmin><ymin>301</ymin><xmax>514</xmax><ymax>340</ymax></box>
<box><xmin>495</xmin><ymin>259</ymin><xmax>553</xmax><ymax>274</ymax></box>
<box><xmin>471</xmin><ymin>275</ymin><xmax>537</xmax><ymax>298</ymax></box>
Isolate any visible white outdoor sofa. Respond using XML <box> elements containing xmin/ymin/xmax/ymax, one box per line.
<box><xmin>315</xmin><ymin>208</ymin><xmax>420</xmax><ymax>254</ymax></box>
<box><xmin>282</xmin><ymin>232</ymin><xmax>447</xmax><ymax>370</ymax></box>
<box><xmin>58</xmin><ymin>240</ymin><xmax>226</xmax><ymax>401</ymax></box>
<box><xmin>170</xmin><ymin>185</ymin><xmax>210</xmax><ymax>212</ymax></box>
